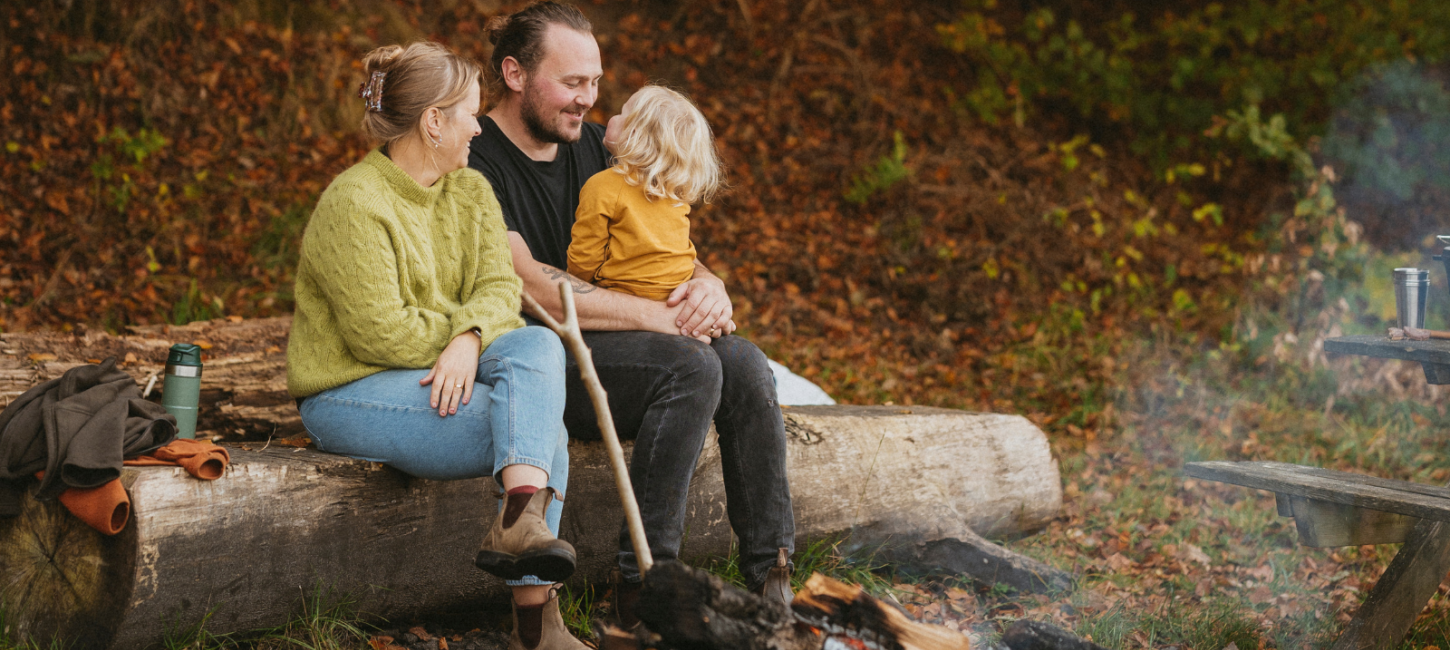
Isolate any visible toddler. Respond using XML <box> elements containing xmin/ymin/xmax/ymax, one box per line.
<box><xmin>567</xmin><ymin>85</ymin><xmax>723</xmax><ymax>301</ymax></box>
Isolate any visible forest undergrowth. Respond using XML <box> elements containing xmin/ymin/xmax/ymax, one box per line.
<box><xmin>5</xmin><ymin>0</ymin><xmax>1450</xmax><ymax>647</ymax></box>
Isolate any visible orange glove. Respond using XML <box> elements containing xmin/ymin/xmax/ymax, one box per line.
<box><xmin>34</xmin><ymin>471</ymin><xmax>130</xmax><ymax>536</ymax></box>
<box><xmin>124</xmin><ymin>438</ymin><xmax>230</xmax><ymax>480</ymax></box>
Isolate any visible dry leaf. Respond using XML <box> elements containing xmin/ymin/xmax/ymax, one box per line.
<box><xmin>408</xmin><ymin>626</ymin><xmax>433</xmax><ymax>641</ymax></box>
<box><xmin>1105</xmin><ymin>553</ymin><xmax>1136</xmax><ymax>571</ymax></box>
<box><xmin>1178</xmin><ymin>543</ymin><xmax>1212</xmax><ymax>567</ymax></box>
<box><xmin>28</xmin><ymin>353</ymin><xmax>56</xmax><ymax>362</ymax></box>
<box><xmin>124</xmin><ymin>352</ymin><xmax>138</xmax><ymax>364</ymax></box>
<box><xmin>1248</xmin><ymin>585</ymin><xmax>1274</xmax><ymax>605</ymax></box>
<box><xmin>193</xmin><ymin>340</ymin><xmax>214</xmax><ymax>350</ymax></box>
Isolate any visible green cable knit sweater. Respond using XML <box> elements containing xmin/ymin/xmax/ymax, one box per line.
<box><xmin>286</xmin><ymin>150</ymin><xmax>524</xmax><ymax>397</ymax></box>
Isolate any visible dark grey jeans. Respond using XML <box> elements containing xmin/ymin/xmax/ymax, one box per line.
<box><xmin>562</xmin><ymin>330</ymin><xmax>795</xmax><ymax>590</ymax></box>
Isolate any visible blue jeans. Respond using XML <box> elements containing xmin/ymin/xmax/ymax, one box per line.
<box><xmin>298</xmin><ymin>326</ymin><xmax>568</xmax><ymax>586</ymax></box>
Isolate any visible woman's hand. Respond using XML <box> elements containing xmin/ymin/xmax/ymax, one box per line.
<box><xmin>420</xmin><ymin>330</ymin><xmax>482</xmax><ymax>416</ymax></box>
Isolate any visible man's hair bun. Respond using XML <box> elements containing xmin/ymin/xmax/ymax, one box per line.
<box><xmin>485</xmin><ymin>16</ymin><xmax>511</xmax><ymax>46</ymax></box>
<box><xmin>484</xmin><ymin>2</ymin><xmax>592</xmax><ymax>98</ymax></box>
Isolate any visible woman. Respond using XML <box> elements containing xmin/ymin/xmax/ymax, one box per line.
<box><xmin>286</xmin><ymin>42</ymin><xmax>586</xmax><ymax>650</ymax></box>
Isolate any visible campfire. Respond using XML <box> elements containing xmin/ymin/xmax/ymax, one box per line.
<box><xmin>600</xmin><ymin>560</ymin><xmax>969</xmax><ymax>650</ymax></box>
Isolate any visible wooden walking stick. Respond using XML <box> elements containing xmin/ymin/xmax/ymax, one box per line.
<box><xmin>523</xmin><ymin>284</ymin><xmax>654</xmax><ymax>574</ymax></box>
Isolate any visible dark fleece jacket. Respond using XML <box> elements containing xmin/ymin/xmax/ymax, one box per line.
<box><xmin>0</xmin><ymin>358</ymin><xmax>176</xmax><ymax>515</ymax></box>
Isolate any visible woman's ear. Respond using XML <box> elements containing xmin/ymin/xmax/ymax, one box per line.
<box><xmin>501</xmin><ymin>57</ymin><xmax>527</xmax><ymax>94</ymax></box>
<box><xmin>423</xmin><ymin>106</ymin><xmax>444</xmax><ymax>142</ymax></box>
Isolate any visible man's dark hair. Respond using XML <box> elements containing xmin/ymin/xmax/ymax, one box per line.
<box><xmin>485</xmin><ymin>2</ymin><xmax>593</xmax><ymax>93</ymax></box>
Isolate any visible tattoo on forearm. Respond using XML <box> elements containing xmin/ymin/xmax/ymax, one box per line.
<box><xmin>542</xmin><ymin>266</ymin><xmax>597</xmax><ymax>294</ymax></box>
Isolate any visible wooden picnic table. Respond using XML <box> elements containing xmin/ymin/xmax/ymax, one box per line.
<box><xmin>1182</xmin><ymin>335</ymin><xmax>1450</xmax><ymax>650</ymax></box>
<box><xmin>1324</xmin><ymin>334</ymin><xmax>1450</xmax><ymax>384</ymax></box>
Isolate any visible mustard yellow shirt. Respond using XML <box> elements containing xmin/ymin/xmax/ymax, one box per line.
<box><xmin>567</xmin><ymin>169</ymin><xmax>696</xmax><ymax>301</ymax></box>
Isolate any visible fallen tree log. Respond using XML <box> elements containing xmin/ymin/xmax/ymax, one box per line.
<box><xmin>0</xmin><ymin>318</ymin><xmax>300</xmax><ymax>441</ymax></box>
<box><xmin>0</xmin><ymin>318</ymin><xmax>1062</xmax><ymax>649</ymax></box>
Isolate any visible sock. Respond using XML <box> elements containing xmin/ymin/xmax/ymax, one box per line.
<box><xmin>503</xmin><ymin>486</ymin><xmax>540</xmax><ymax>528</ymax></box>
<box><xmin>516</xmin><ymin>601</ymin><xmax>544</xmax><ymax>649</ymax></box>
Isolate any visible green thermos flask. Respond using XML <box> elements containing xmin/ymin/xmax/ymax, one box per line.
<box><xmin>162</xmin><ymin>343</ymin><xmax>203</xmax><ymax>439</ymax></box>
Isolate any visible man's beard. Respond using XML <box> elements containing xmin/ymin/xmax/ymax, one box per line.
<box><xmin>521</xmin><ymin>85</ymin><xmax>582</xmax><ymax>145</ymax></box>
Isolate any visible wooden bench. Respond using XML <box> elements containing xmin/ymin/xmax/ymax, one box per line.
<box><xmin>1185</xmin><ymin>461</ymin><xmax>1450</xmax><ymax>650</ymax></box>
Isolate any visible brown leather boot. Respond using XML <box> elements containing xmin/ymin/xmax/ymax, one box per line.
<box><xmin>754</xmin><ymin>547</ymin><xmax>793</xmax><ymax>606</ymax></box>
<box><xmin>509</xmin><ymin>589</ymin><xmax>588</xmax><ymax>650</ymax></box>
<box><xmin>610</xmin><ymin>569</ymin><xmax>643</xmax><ymax>630</ymax></box>
<box><xmin>476</xmin><ymin>488</ymin><xmax>576</xmax><ymax>582</ymax></box>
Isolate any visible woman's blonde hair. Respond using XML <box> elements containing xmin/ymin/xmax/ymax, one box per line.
<box><xmin>359</xmin><ymin>42</ymin><xmax>482</xmax><ymax>146</ymax></box>
<box><xmin>611</xmin><ymin>85</ymin><xmax>723</xmax><ymax>205</ymax></box>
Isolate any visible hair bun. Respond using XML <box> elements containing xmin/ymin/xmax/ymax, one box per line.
<box><xmin>361</xmin><ymin>44</ymin><xmax>405</xmax><ymax>74</ymax></box>
<box><xmin>485</xmin><ymin>16</ymin><xmax>511</xmax><ymax>46</ymax></box>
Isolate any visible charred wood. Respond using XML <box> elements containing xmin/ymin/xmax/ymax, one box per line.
<box><xmin>637</xmin><ymin>560</ymin><xmax>818</xmax><ymax>650</ymax></box>
<box><xmin>1000</xmin><ymin>620</ymin><xmax>1108</xmax><ymax>650</ymax></box>
<box><xmin>887</xmin><ymin>528</ymin><xmax>1074</xmax><ymax>594</ymax></box>
<box><xmin>633</xmin><ymin>561</ymin><xmax>969</xmax><ymax>650</ymax></box>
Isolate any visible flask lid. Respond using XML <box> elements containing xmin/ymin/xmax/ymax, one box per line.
<box><xmin>167</xmin><ymin>343</ymin><xmax>203</xmax><ymax>367</ymax></box>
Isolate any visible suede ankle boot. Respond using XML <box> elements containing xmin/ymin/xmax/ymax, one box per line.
<box><xmin>509</xmin><ymin>590</ymin><xmax>588</xmax><ymax>650</ymax></box>
<box><xmin>476</xmin><ymin>487</ymin><xmax>576</xmax><ymax>582</ymax></box>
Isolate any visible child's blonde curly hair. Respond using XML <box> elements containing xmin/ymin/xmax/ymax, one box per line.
<box><xmin>610</xmin><ymin>85</ymin><xmax>723</xmax><ymax>205</ymax></box>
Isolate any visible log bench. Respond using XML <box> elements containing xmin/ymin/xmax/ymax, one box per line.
<box><xmin>1185</xmin><ymin>461</ymin><xmax>1450</xmax><ymax>650</ymax></box>
<box><xmin>1</xmin><ymin>405</ymin><xmax>1063</xmax><ymax>650</ymax></box>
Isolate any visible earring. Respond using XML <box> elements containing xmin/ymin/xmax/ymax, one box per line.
<box><xmin>431</xmin><ymin>134</ymin><xmax>441</xmax><ymax>148</ymax></box>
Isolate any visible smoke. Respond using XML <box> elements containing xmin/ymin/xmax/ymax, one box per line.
<box><xmin>1323</xmin><ymin>61</ymin><xmax>1450</xmax><ymax>250</ymax></box>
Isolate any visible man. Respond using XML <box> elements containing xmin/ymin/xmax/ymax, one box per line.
<box><xmin>467</xmin><ymin>1</ymin><xmax>795</xmax><ymax>623</ymax></box>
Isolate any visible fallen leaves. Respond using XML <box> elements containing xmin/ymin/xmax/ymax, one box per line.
<box><xmin>1178</xmin><ymin>543</ymin><xmax>1212</xmax><ymax>568</ymax></box>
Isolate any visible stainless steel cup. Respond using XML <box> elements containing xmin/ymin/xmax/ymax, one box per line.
<box><xmin>1394</xmin><ymin>267</ymin><xmax>1430</xmax><ymax>329</ymax></box>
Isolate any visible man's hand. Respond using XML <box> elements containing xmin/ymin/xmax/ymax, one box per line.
<box><xmin>668</xmin><ymin>266</ymin><xmax>734</xmax><ymax>339</ymax></box>
<box><xmin>420</xmin><ymin>331</ymin><xmax>482</xmax><ymax>416</ymax></box>
<box><xmin>509</xmin><ymin>233</ymin><xmax>727</xmax><ymax>342</ymax></box>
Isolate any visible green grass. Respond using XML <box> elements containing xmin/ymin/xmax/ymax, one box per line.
<box><xmin>556</xmin><ymin>582</ymin><xmax>598</xmax><ymax>641</ymax></box>
<box><xmin>0</xmin><ymin>605</ymin><xmax>69</xmax><ymax>650</ymax></box>
<box><xmin>702</xmin><ymin>536</ymin><xmax>898</xmax><ymax>597</ymax></box>
<box><xmin>153</xmin><ymin>588</ymin><xmax>371</xmax><ymax>650</ymax></box>
<box><xmin>1077</xmin><ymin>596</ymin><xmax>1262</xmax><ymax>649</ymax></box>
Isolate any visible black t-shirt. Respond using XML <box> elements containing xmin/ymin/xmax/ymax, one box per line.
<box><xmin>467</xmin><ymin>116</ymin><xmax>611</xmax><ymax>270</ymax></box>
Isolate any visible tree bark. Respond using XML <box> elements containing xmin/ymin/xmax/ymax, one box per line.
<box><xmin>0</xmin><ymin>318</ymin><xmax>1062</xmax><ymax>650</ymax></box>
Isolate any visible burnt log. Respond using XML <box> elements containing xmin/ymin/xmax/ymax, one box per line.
<box><xmin>634</xmin><ymin>561</ymin><xmax>969</xmax><ymax>650</ymax></box>
<box><xmin>1000</xmin><ymin>620</ymin><xmax>1108</xmax><ymax>650</ymax></box>
<box><xmin>636</xmin><ymin>560</ymin><xmax>816</xmax><ymax>650</ymax></box>
<box><xmin>0</xmin><ymin>318</ymin><xmax>1061</xmax><ymax>649</ymax></box>
<box><xmin>889</xmin><ymin>529</ymin><xmax>1074</xmax><ymax>594</ymax></box>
